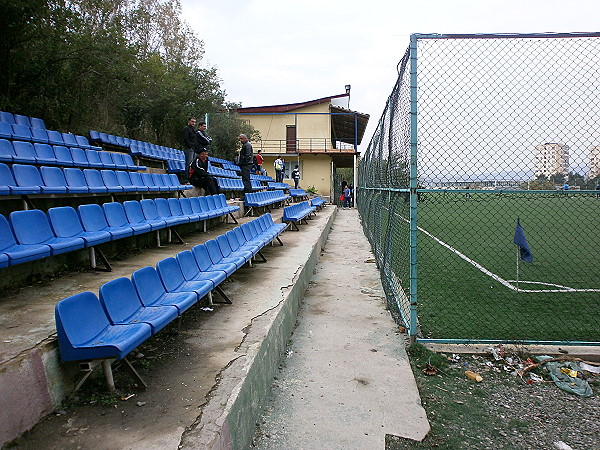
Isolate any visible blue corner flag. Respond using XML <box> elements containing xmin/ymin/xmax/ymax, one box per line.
<box><xmin>514</xmin><ymin>218</ymin><xmax>532</xmax><ymax>263</ymax></box>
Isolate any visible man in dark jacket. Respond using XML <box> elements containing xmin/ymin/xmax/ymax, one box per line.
<box><xmin>188</xmin><ymin>149</ymin><xmax>219</xmax><ymax>195</ymax></box>
<box><xmin>238</xmin><ymin>134</ymin><xmax>253</xmax><ymax>198</ymax></box>
<box><xmin>197</xmin><ymin>121</ymin><xmax>212</xmax><ymax>152</ymax></box>
<box><xmin>183</xmin><ymin>117</ymin><xmax>199</xmax><ymax>179</ymax></box>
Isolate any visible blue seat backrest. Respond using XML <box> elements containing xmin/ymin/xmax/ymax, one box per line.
<box><xmin>62</xmin><ymin>133</ymin><xmax>78</xmax><ymax>147</ymax></box>
<box><xmin>0</xmin><ymin>214</ymin><xmax>18</xmax><ymax>250</ymax></box>
<box><xmin>70</xmin><ymin>147</ymin><xmax>90</xmax><ymax>167</ymax></box>
<box><xmin>156</xmin><ymin>257</ymin><xmax>186</xmax><ymax>291</ymax></box>
<box><xmin>14</xmin><ymin>114</ymin><xmax>32</xmax><ymax>127</ymax></box>
<box><xmin>140</xmin><ymin>199</ymin><xmax>160</xmax><ymax>220</ymax></box>
<box><xmin>64</xmin><ymin>168</ymin><xmax>87</xmax><ymax>188</ymax></box>
<box><xmin>53</xmin><ymin>145</ymin><xmax>74</xmax><ymax>165</ymax></box>
<box><xmin>12</xmin><ymin>164</ymin><xmax>42</xmax><ymax>187</ymax></box>
<box><xmin>78</xmin><ymin>203</ymin><xmax>110</xmax><ymax>231</ymax></box>
<box><xmin>154</xmin><ymin>198</ymin><xmax>172</xmax><ymax>217</ymax></box>
<box><xmin>34</xmin><ymin>143</ymin><xmax>56</xmax><ymax>161</ymax></box>
<box><xmin>116</xmin><ymin>170</ymin><xmax>134</xmax><ymax>187</ymax></box>
<box><xmin>86</xmin><ymin>150</ymin><xmax>103</xmax><ymax>167</ymax></box>
<box><xmin>10</xmin><ymin>209</ymin><xmax>55</xmax><ymax>244</ymax></box>
<box><xmin>47</xmin><ymin>130</ymin><xmax>64</xmax><ymax>145</ymax></box>
<box><xmin>103</xmin><ymin>202</ymin><xmax>129</xmax><ymax>228</ymax></box>
<box><xmin>123</xmin><ymin>200</ymin><xmax>145</xmax><ymax>223</ymax></box>
<box><xmin>99</xmin><ymin>277</ymin><xmax>144</xmax><ymax>324</ymax></box>
<box><xmin>100</xmin><ymin>169</ymin><xmax>121</xmax><ymax>188</ymax></box>
<box><xmin>0</xmin><ymin>123</ymin><xmax>12</xmax><ymax>139</ymax></box>
<box><xmin>0</xmin><ymin>111</ymin><xmax>15</xmax><ymax>124</ymax></box>
<box><xmin>176</xmin><ymin>250</ymin><xmax>201</xmax><ymax>280</ymax></box>
<box><xmin>40</xmin><ymin>166</ymin><xmax>67</xmax><ymax>187</ymax></box>
<box><xmin>99</xmin><ymin>151</ymin><xmax>115</xmax><ymax>167</ymax></box>
<box><xmin>129</xmin><ymin>171</ymin><xmax>145</xmax><ymax>187</ymax></box>
<box><xmin>30</xmin><ymin>117</ymin><xmax>46</xmax><ymax>129</ymax></box>
<box><xmin>191</xmin><ymin>244</ymin><xmax>213</xmax><ymax>271</ymax></box>
<box><xmin>83</xmin><ymin>169</ymin><xmax>106</xmax><ymax>188</ymax></box>
<box><xmin>13</xmin><ymin>141</ymin><xmax>37</xmax><ymax>159</ymax></box>
<box><xmin>12</xmin><ymin>124</ymin><xmax>32</xmax><ymax>140</ymax></box>
<box><xmin>132</xmin><ymin>266</ymin><xmax>167</xmax><ymax>305</ymax></box>
<box><xmin>55</xmin><ymin>291</ymin><xmax>112</xmax><ymax>348</ymax></box>
<box><xmin>75</xmin><ymin>135</ymin><xmax>90</xmax><ymax>148</ymax></box>
<box><xmin>0</xmin><ymin>139</ymin><xmax>15</xmax><ymax>160</ymax></box>
<box><xmin>179</xmin><ymin>197</ymin><xmax>193</xmax><ymax>215</ymax></box>
<box><xmin>31</xmin><ymin>128</ymin><xmax>49</xmax><ymax>143</ymax></box>
<box><xmin>0</xmin><ymin>162</ymin><xmax>16</xmax><ymax>186</ymax></box>
<box><xmin>48</xmin><ymin>206</ymin><xmax>85</xmax><ymax>238</ymax></box>
<box><xmin>168</xmin><ymin>197</ymin><xmax>184</xmax><ymax>216</ymax></box>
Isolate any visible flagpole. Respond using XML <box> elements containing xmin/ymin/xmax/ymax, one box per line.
<box><xmin>516</xmin><ymin>247</ymin><xmax>520</xmax><ymax>293</ymax></box>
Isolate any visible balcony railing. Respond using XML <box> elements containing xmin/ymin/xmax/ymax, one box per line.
<box><xmin>252</xmin><ymin>138</ymin><xmax>356</xmax><ymax>154</ymax></box>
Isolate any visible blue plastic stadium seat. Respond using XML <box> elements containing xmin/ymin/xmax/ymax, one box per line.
<box><xmin>63</xmin><ymin>168</ymin><xmax>91</xmax><ymax>193</ymax></box>
<box><xmin>11</xmin><ymin>124</ymin><xmax>33</xmax><ymax>141</ymax></box>
<box><xmin>122</xmin><ymin>153</ymin><xmax>145</xmax><ymax>171</ymax></box>
<box><xmin>114</xmin><ymin>171</ymin><xmax>139</xmax><ymax>192</ymax></box>
<box><xmin>41</xmin><ymin>166</ymin><xmax>87</xmax><ymax>194</ymax></box>
<box><xmin>78</xmin><ymin>203</ymin><xmax>134</xmax><ymax>240</ymax></box>
<box><xmin>110</xmin><ymin>153</ymin><xmax>129</xmax><ymax>170</ymax></box>
<box><xmin>88</xmin><ymin>130</ymin><xmax>101</xmax><ymax>144</ymax></box>
<box><xmin>55</xmin><ymin>291</ymin><xmax>152</xmax><ymax>362</ymax></box>
<box><xmin>217</xmin><ymin>234</ymin><xmax>253</xmax><ymax>263</ymax></box>
<box><xmin>99</xmin><ymin>151</ymin><xmax>118</xmax><ymax>169</ymax></box>
<box><xmin>46</xmin><ymin>130</ymin><xmax>64</xmax><ymax>146</ymax></box>
<box><xmin>0</xmin><ymin>123</ymin><xmax>13</xmax><ymax>140</ymax></box>
<box><xmin>69</xmin><ymin>147</ymin><xmax>91</xmax><ymax>168</ymax></box>
<box><xmin>123</xmin><ymin>200</ymin><xmax>166</xmax><ymax>231</ymax></box>
<box><xmin>10</xmin><ymin>209</ymin><xmax>85</xmax><ymax>255</ymax></box>
<box><xmin>131</xmin><ymin>266</ymin><xmax>197</xmax><ymax>315</ymax></box>
<box><xmin>179</xmin><ymin>197</ymin><xmax>203</xmax><ymax>222</ymax></box>
<box><xmin>51</xmin><ymin>145</ymin><xmax>74</xmax><ymax>167</ymax></box>
<box><xmin>0</xmin><ymin>214</ymin><xmax>51</xmax><ymax>265</ymax></box>
<box><xmin>141</xmin><ymin>172</ymin><xmax>160</xmax><ymax>192</ymax></box>
<box><xmin>100</xmin><ymin>170</ymin><xmax>125</xmax><ymax>192</ymax></box>
<box><xmin>0</xmin><ymin>139</ymin><xmax>16</xmax><ymax>162</ymax></box>
<box><xmin>127</xmin><ymin>172</ymin><xmax>149</xmax><ymax>192</ymax></box>
<box><xmin>11</xmin><ymin>141</ymin><xmax>38</xmax><ymax>164</ymax></box>
<box><xmin>12</xmin><ymin>164</ymin><xmax>67</xmax><ymax>194</ymax></box>
<box><xmin>34</xmin><ymin>143</ymin><xmax>57</xmax><ymax>164</ymax></box>
<box><xmin>176</xmin><ymin>250</ymin><xmax>227</xmax><ymax>288</ymax></box>
<box><xmin>30</xmin><ymin>117</ymin><xmax>46</xmax><ymax>129</ymax></box>
<box><xmin>99</xmin><ymin>277</ymin><xmax>178</xmax><ymax>335</ymax></box>
<box><xmin>140</xmin><ymin>199</ymin><xmax>179</xmax><ymax>228</ymax></box>
<box><xmin>191</xmin><ymin>243</ymin><xmax>236</xmax><ymax>276</ymax></box>
<box><xmin>167</xmin><ymin>197</ymin><xmax>192</xmax><ymax>223</ymax></box>
<box><xmin>0</xmin><ymin>111</ymin><xmax>15</xmax><ymax>124</ymax></box>
<box><xmin>156</xmin><ymin>257</ymin><xmax>213</xmax><ymax>300</ymax></box>
<box><xmin>14</xmin><ymin>114</ymin><xmax>32</xmax><ymax>127</ymax></box>
<box><xmin>48</xmin><ymin>206</ymin><xmax>111</xmax><ymax>247</ymax></box>
<box><xmin>75</xmin><ymin>135</ymin><xmax>92</xmax><ymax>149</ymax></box>
<box><xmin>30</xmin><ymin>127</ymin><xmax>49</xmax><ymax>143</ymax></box>
<box><xmin>205</xmin><ymin>239</ymin><xmax>246</xmax><ymax>269</ymax></box>
<box><xmin>155</xmin><ymin>198</ymin><xmax>188</xmax><ymax>226</ymax></box>
<box><xmin>83</xmin><ymin>169</ymin><xmax>109</xmax><ymax>193</ymax></box>
<box><xmin>0</xmin><ymin>163</ymin><xmax>13</xmax><ymax>195</ymax></box>
<box><xmin>61</xmin><ymin>133</ymin><xmax>79</xmax><ymax>147</ymax></box>
<box><xmin>151</xmin><ymin>173</ymin><xmax>169</xmax><ymax>192</ymax></box>
<box><xmin>103</xmin><ymin>201</ymin><xmax>151</xmax><ymax>235</ymax></box>
<box><xmin>86</xmin><ymin>150</ymin><xmax>105</xmax><ymax>168</ymax></box>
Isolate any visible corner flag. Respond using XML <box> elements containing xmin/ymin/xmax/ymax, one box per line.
<box><xmin>513</xmin><ymin>218</ymin><xmax>532</xmax><ymax>263</ymax></box>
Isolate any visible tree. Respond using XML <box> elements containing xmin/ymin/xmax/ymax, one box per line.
<box><xmin>207</xmin><ymin>107</ymin><xmax>260</xmax><ymax>161</ymax></box>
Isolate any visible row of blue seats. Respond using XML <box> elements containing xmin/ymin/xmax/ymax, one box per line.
<box><xmin>310</xmin><ymin>197</ymin><xmax>326</xmax><ymax>209</ymax></box>
<box><xmin>245</xmin><ymin>190</ymin><xmax>290</xmax><ymax>209</ymax></box>
<box><xmin>89</xmin><ymin>130</ymin><xmax>185</xmax><ymax>163</ymax></box>
<box><xmin>222</xmin><ymin>162</ymin><xmax>241</xmax><ymax>172</ymax></box>
<box><xmin>251</xmin><ymin>174</ymin><xmax>274</xmax><ymax>182</ymax></box>
<box><xmin>0</xmin><ymin>139</ymin><xmax>145</xmax><ymax>171</ymax></box>
<box><xmin>267</xmin><ymin>181</ymin><xmax>291</xmax><ymax>191</ymax></box>
<box><xmin>282</xmin><ymin>200</ymin><xmax>317</xmax><ymax>230</ymax></box>
<box><xmin>0</xmin><ymin>122</ymin><xmax>100</xmax><ymax>150</ymax></box>
<box><xmin>207</xmin><ymin>165</ymin><xmax>238</xmax><ymax>178</ymax></box>
<box><xmin>54</xmin><ymin>213</ymin><xmax>287</xmax><ymax>371</ymax></box>
<box><xmin>0</xmin><ymin>111</ymin><xmax>47</xmax><ymax>129</ymax></box>
<box><xmin>289</xmin><ymin>189</ymin><xmax>308</xmax><ymax>199</ymax></box>
<box><xmin>0</xmin><ymin>195</ymin><xmax>238</xmax><ymax>268</ymax></box>
<box><xmin>216</xmin><ymin>177</ymin><xmax>265</xmax><ymax>192</ymax></box>
<box><xmin>0</xmin><ymin>163</ymin><xmax>189</xmax><ymax>196</ymax></box>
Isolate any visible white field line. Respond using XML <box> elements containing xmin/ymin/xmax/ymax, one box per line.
<box><xmin>398</xmin><ymin>215</ymin><xmax>600</xmax><ymax>293</ymax></box>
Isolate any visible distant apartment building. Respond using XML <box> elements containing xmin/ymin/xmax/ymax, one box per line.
<box><xmin>533</xmin><ymin>143</ymin><xmax>569</xmax><ymax>178</ymax></box>
<box><xmin>589</xmin><ymin>145</ymin><xmax>600</xmax><ymax>178</ymax></box>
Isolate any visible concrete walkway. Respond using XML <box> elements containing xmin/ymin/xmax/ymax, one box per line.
<box><xmin>253</xmin><ymin>209</ymin><xmax>430</xmax><ymax>449</ymax></box>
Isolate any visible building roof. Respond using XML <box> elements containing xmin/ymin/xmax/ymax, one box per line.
<box><xmin>236</xmin><ymin>93</ymin><xmax>370</xmax><ymax>146</ymax></box>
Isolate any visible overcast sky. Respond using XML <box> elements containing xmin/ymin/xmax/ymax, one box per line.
<box><xmin>181</xmin><ymin>0</ymin><xmax>600</xmax><ymax>151</ymax></box>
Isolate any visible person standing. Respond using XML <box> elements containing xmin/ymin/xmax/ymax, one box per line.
<box><xmin>343</xmin><ymin>184</ymin><xmax>352</xmax><ymax>209</ymax></box>
<box><xmin>274</xmin><ymin>156</ymin><xmax>283</xmax><ymax>182</ymax></box>
<box><xmin>196</xmin><ymin>121</ymin><xmax>212</xmax><ymax>153</ymax></box>
<box><xmin>188</xmin><ymin>149</ymin><xmax>220</xmax><ymax>195</ymax></box>
<box><xmin>291</xmin><ymin>164</ymin><xmax>301</xmax><ymax>189</ymax></box>
<box><xmin>183</xmin><ymin>117</ymin><xmax>199</xmax><ymax>179</ymax></box>
<box><xmin>281</xmin><ymin>158</ymin><xmax>286</xmax><ymax>182</ymax></box>
<box><xmin>255</xmin><ymin>149</ymin><xmax>265</xmax><ymax>175</ymax></box>
<box><xmin>238</xmin><ymin>134</ymin><xmax>253</xmax><ymax>199</ymax></box>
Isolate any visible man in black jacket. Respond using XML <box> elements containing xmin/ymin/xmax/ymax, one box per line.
<box><xmin>183</xmin><ymin>117</ymin><xmax>199</xmax><ymax>179</ymax></box>
<box><xmin>188</xmin><ymin>148</ymin><xmax>219</xmax><ymax>195</ymax></box>
<box><xmin>238</xmin><ymin>134</ymin><xmax>253</xmax><ymax>199</ymax></box>
<box><xmin>197</xmin><ymin>121</ymin><xmax>212</xmax><ymax>152</ymax></box>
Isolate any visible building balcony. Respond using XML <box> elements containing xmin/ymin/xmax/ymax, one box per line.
<box><xmin>252</xmin><ymin>138</ymin><xmax>357</xmax><ymax>155</ymax></box>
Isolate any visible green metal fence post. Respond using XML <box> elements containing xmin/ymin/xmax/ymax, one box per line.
<box><xmin>409</xmin><ymin>34</ymin><xmax>419</xmax><ymax>344</ymax></box>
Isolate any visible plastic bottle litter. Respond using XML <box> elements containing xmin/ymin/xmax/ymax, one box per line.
<box><xmin>465</xmin><ymin>370</ymin><xmax>483</xmax><ymax>382</ymax></box>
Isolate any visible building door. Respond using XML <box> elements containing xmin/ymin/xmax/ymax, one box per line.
<box><xmin>286</xmin><ymin>125</ymin><xmax>297</xmax><ymax>153</ymax></box>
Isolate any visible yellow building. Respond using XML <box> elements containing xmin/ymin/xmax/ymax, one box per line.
<box><xmin>237</xmin><ymin>89</ymin><xmax>369</xmax><ymax>199</ymax></box>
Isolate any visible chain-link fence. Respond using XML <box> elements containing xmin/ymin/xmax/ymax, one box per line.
<box><xmin>358</xmin><ymin>33</ymin><xmax>600</xmax><ymax>345</ymax></box>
